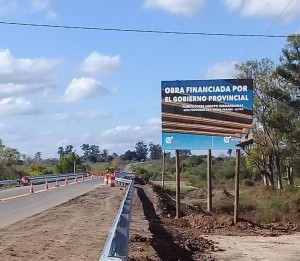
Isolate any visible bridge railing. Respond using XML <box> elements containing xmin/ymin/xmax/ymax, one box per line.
<box><xmin>100</xmin><ymin>177</ymin><xmax>135</xmax><ymax>261</ymax></box>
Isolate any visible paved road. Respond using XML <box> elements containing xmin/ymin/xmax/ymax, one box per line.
<box><xmin>0</xmin><ymin>177</ymin><xmax>104</xmax><ymax>229</ymax></box>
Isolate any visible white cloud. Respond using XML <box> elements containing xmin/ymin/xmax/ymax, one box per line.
<box><xmin>0</xmin><ymin>49</ymin><xmax>61</xmax><ymax>96</ymax></box>
<box><xmin>64</xmin><ymin>77</ymin><xmax>110</xmax><ymax>102</ymax></box>
<box><xmin>50</xmin><ymin>110</ymin><xmax>107</xmax><ymax>123</ymax></box>
<box><xmin>0</xmin><ymin>97</ymin><xmax>38</xmax><ymax>116</ymax></box>
<box><xmin>99</xmin><ymin>117</ymin><xmax>161</xmax><ymax>153</ymax></box>
<box><xmin>204</xmin><ymin>61</ymin><xmax>238</xmax><ymax>79</ymax></box>
<box><xmin>223</xmin><ymin>0</ymin><xmax>300</xmax><ymax>20</ymax></box>
<box><xmin>81</xmin><ymin>52</ymin><xmax>121</xmax><ymax>76</ymax></box>
<box><xmin>0</xmin><ymin>0</ymin><xmax>57</xmax><ymax>19</ymax></box>
<box><xmin>143</xmin><ymin>0</ymin><xmax>204</xmax><ymax>16</ymax></box>
<box><xmin>31</xmin><ymin>0</ymin><xmax>57</xmax><ymax>20</ymax></box>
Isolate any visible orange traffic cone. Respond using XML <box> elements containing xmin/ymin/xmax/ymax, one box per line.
<box><xmin>45</xmin><ymin>181</ymin><xmax>49</xmax><ymax>190</ymax></box>
<box><xmin>65</xmin><ymin>179</ymin><xmax>68</xmax><ymax>185</ymax></box>
<box><xmin>29</xmin><ymin>183</ymin><xmax>34</xmax><ymax>194</ymax></box>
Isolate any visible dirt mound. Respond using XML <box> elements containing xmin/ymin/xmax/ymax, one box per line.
<box><xmin>185</xmin><ymin>188</ymin><xmax>208</xmax><ymax>199</ymax></box>
<box><xmin>151</xmin><ymin>183</ymin><xmax>207</xmax><ymax>217</ymax></box>
<box><xmin>181</xmin><ymin>214</ymin><xmax>234</xmax><ymax>228</ymax></box>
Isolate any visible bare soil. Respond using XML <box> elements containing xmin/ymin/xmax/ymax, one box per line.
<box><xmin>129</xmin><ymin>180</ymin><xmax>300</xmax><ymax>261</ymax></box>
<box><xmin>0</xmin><ymin>186</ymin><xmax>125</xmax><ymax>261</ymax></box>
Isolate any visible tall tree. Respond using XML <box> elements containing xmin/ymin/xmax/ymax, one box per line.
<box><xmin>81</xmin><ymin>144</ymin><xmax>90</xmax><ymax>160</ymax></box>
<box><xmin>148</xmin><ymin>142</ymin><xmax>162</xmax><ymax>160</ymax></box>
<box><xmin>102</xmin><ymin>149</ymin><xmax>109</xmax><ymax>158</ymax></box>
<box><xmin>121</xmin><ymin>150</ymin><xmax>137</xmax><ymax>161</ymax></box>
<box><xmin>57</xmin><ymin>147</ymin><xmax>64</xmax><ymax>158</ymax></box>
<box><xmin>55</xmin><ymin>152</ymin><xmax>87</xmax><ymax>174</ymax></box>
<box><xmin>277</xmin><ymin>34</ymin><xmax>300</xmax><ymax>87</ymax></box>
<box><xmin>34</xmin><ymin>152</ymin><xmax>42</xmax><ymax>162</ymax></box>
<box><xmin>64</xmin><ymin>145</ymin><xmax>74</xmax><ymax>155</ymax></box>
<box><xmin>236</xmin><ymin>57</ymin><xmax>300</xmax><ymax>188</ymax></box>
<box><xmin>135</xmin><ymin>141</ymin><xmax>148</xmax><ymax>161</ymax></box>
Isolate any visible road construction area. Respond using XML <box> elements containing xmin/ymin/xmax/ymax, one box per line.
<box><xmin>0</xmin><ymin>186</ymin><xmax>125</xmax><ymax>261</ymax></box>
<box><xmin>1</xmin><ymin>180</ymin><xmax>300</xmax><ymax>260</ymax></box>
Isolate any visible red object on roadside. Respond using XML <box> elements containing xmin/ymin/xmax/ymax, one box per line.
<box><xmin>104</xmin><ymin>174</ymin><xmax>108</xmax><ymax>186</ymax></box>
<box><xmin>45</xmin><ymin>181</ymin><xmax>49</xmax><ymax>190</ymax></box>
<box><xmin>75</xmin><ymin>177</ymin><xmax>78</xmax><ymax>183</ymax></box>
<box><xmin>29</xmin><ymin>183</ymin><xmax>34</xmax><ymax>194</ymax></box>
<box><xmin>108</xmin><ymin>174</ymin><xmax>115</xmax><ymax>187</ymax></box>
<box><xmin>65</xmin><ymin>179</ymin><xmax>68</xmax><ymax>185</ymax></box>
<box><xmin>21</xmin><ymin>176</ymin><xmax>29</xmax><ymax>186</ymax></box>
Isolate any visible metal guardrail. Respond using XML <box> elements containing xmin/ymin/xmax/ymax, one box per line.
<box><xmin>100</xmin><ymin>177</ymin><xmax>135</xmax><ymax>261</ymax></box>
<box><xmin>0</xmin><ymin>173</ymin><xmax>86</xmax><ymax>186</ymax></box>
<box><xmin>0</xmin><ymin>179</ymin><xmax>20</xmax><ymax>186</ymax></box>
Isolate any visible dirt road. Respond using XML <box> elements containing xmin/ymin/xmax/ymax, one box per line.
<box><xmin>0</xmin><ymin>186</ymin><xmax>125</xmax><ymax>261</ymax></box>
<box><xmin>211</xmin><ymin>234</ymin><xmax>300</xmax><ymax>260</ymax></box>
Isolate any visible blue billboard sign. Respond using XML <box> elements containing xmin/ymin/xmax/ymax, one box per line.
<box><xmin>161</xmin><ymin>79</ymin><xmax>253</xmax><ymax>150</ymax></box>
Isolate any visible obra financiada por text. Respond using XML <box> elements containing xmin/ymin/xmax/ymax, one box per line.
<box><xmin>164</xmin><ymin>85</ymin><xmax>250</xmax><ymax>103</ymax></box>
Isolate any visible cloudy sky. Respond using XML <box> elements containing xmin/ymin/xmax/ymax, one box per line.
<box><xmin>0</xmin><ymin>0</ymin><xmax>299</xmax><ymax>158</ymax></box>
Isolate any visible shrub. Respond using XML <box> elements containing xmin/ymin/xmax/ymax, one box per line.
<box><xmin>256</xmin><ymin>195</ymin><xmax>288</xmax><ymax>223</ymax></box>
<box><xmin>243</xmin><ymin>179</ymin><xmax>255</xmax><ymax>186</ymax></box>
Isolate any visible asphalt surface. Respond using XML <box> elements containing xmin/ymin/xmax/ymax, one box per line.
<box><xmin>0</xmin><ymin>177</ymin><xmax>104</xmax><ymax>229</ymax></box>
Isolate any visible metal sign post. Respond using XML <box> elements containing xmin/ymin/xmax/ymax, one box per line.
<box><xmin>234</xmin><ymin>149</ymin><xmax>241</xmax><ymax>224</ymax></box>
<box><xmin>175</xmin><ymin>150</ymin><xmax>180</xmax><ymax>218</ymax></box>
<box><xmin>162</xmin><ymin>150</ymin><xmax>165</xmax><ymax>188</ymax></box>
<box><xmin>207</xmin><ymin>149</ymin><xmax>212</xmax><ymax>213</ymax></box>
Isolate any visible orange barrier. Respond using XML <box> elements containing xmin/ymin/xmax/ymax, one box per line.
<box><xmin>104</xmin><ymin>174</ymin><xmax>108</xmax><ymax>186</ymax></box>
<box><xmin>29</xmin><ymin>183</ymin><xmax>34</xmax><ymax>194</ymax></box>
<box><xmin>108</xmin><ymin>174</ymin><xmax>115</xmax><ymax>187</ymax></box>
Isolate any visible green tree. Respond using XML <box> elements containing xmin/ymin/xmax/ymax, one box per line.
<box><xmin>64</xmin><ymin>145</ymin><xmax>74</xmax><ymax>155</ymax></box>
<box><xmin>121</xmin><ymin>150</ymin><xmax>137</xmax><ymax>161</ymax></box>
<box><xmin>57</xmin><ymin>147</ymin><xmax>64</xmax><ymax>158</ymax></box>
<box><xmin>34</xmin><ymin>152</ymin><xmax>42</xmax><ymax>162</ymax></box>
<box><xmin>148</xmin><ymin>142</ymin><xmax>162</xmax><ymax>160</ymax></box>
<box><xmin>81</xmin><ymin>144</ymin><xmax>90</xmax><ymax>160</ymax></box>
<box><xmin>55</xmin><ymin>152</ymin><xmax>87</xmax><ymax>174</ymax></box>
<box><xmin>102</xmin><ymin>149</ymin><xmax>109</xmax><ymax>158</ymax></box>
<box><xmin>135</xmin><ymin>141</ymin><xmax>148</xmax><ymax>161</ymax></box>
<box><xmin>237</xmin><ymin>56</ymin><xmax>300</xmax><ymax>189</ymax></box>
<box><xmin>277</xmin><ymin>34</ymin><xmax>300</xmax><ymax>87</ymax></box>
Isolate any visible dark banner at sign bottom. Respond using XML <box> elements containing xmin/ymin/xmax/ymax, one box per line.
<box><xmin>162</xmin><ymin>132</ymin><xmax>240</xmax><ymax>150</ymax></box>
